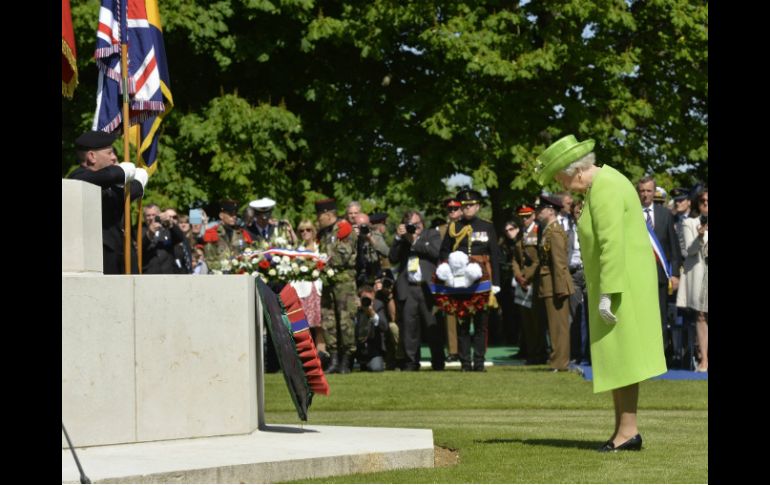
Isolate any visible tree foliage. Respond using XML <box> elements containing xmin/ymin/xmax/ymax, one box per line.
<box><xmin>62</xmin><ymin>0</ymin><xmax>707</xmax><ymax>228</ymax></box>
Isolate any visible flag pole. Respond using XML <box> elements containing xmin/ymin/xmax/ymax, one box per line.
<box><xmin>121</xmin><ymin>43</ymin><xmax>131</xmax><ymax>274</ymax></box>
<box><xmin>136</xmin><ymin>128</ymin><xmax>144</xmax><ymax>274</ymax></box>
<box><xmin>121</xmin><ymin>4</ymin><xmax>131</xmax><ymax>275</ymax></box>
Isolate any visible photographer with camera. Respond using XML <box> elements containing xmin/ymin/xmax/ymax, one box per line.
<box><xmin>374</xmin><ymin>269</ymin><xmax>401</xmax><ymax>370</ymax></box>
<box><xmin>355</xmin><ymin>213</ymin><xmax>390</xmax><ymax>287</ymax></box>
<box><xmin>140</xmin><ymin>204</ymin><xmax>187</xmax><ymax>274</ymax></box>
<box><xmin>389</xmin><ymin>210</ymin><xmax>445</xmax><ymax>371</ymax></box>
<box><xmin>353</xmin><ymin>285</ymin><xmax>389</xmax><ymax>372</ymax></box>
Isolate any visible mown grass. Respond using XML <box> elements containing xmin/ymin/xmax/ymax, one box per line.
<box><xmin>264</xmin><ymin>365</ymin><xmax>707</xmax><ymax>483</ymax></box>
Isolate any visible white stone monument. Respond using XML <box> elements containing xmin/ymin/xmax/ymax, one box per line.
<box><xmin>61</xmin><ymin>179</ymin><xmax>433</xmax><ymax>483</ymax></box>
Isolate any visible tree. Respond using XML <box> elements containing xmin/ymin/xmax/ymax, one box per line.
<box><xmin>62</xmin><ymin>0</ymin><xmax>707</xmax><ymax>229</ymax></box>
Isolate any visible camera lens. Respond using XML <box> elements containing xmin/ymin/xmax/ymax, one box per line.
<box><xmin>359</xmin><ymin>224</ymin><xmax>370</xmax><ymax>235</ymax></box>
<box><xmin>406</xmin><ymin>223</ymin><xmax>416</xmax><ymax>234</ymax></box>
<box><xmin>699</xmin><ymin>215</ymin><xmax>708</xmax><ymax>225</ymax></box>
<box><xmin>154</xmin><ymin>216</ymin><xmax>161</xmax><ymax>223</ymax></box>
<box><xmin>361</xmin><ymin>296</ymin><xmax>372</xmax><ymax>307</ymax></box>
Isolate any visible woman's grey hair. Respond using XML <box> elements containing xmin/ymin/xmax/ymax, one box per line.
<box><xmin>562</xmin><ymin>152</ymin><xmax>596</xmax><ymax>177</ymax></box>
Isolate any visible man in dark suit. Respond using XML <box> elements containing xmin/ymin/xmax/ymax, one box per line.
<box><xmin>637</xmin><ymin>176</ymin><xmax>682</xmax><ymax>357</ymax></box>
<box><xmin>68</xmin><ymin>130</ymin><xmax>148</xmax><ymax>274</ymax></box>
<box><xmin>389</xmin><ymin>210</ymin><xmax>445</xmax><ymax>371</ymax></box>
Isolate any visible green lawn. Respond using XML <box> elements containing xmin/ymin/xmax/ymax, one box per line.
<box><xmin>264</xmin><ymin>365</ymin><xmax>708</xmax><ymax>483</ymax></box>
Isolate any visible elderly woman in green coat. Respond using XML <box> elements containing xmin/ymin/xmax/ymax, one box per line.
<box><xmin>535</xmin><ymin>135</ymin><xmax>667</xmax><ymax>452</ymax></box>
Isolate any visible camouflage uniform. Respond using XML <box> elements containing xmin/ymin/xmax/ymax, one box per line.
<box><xmin>202</xmin><ymin>223</ymin><xmax>252</xmax><ymax>273</ymax></box>
<box><xmin>356</xmin><ymin>230</ymin><xmax>389</xmax><ymax>287</ymax></box>
<box><xmin>319</xmin><ymin>220</ymin><xmax>358</xmax><ymax>362</ymax></box>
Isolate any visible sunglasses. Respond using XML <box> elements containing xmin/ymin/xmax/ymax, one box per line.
<box><xmin>447</xmin><ymin>207</ymin><xmax>460</xmax><ymax>212</ymax></box>
<box><xmin>299</xmin><ymin>228</ymin><xmax>314</xmax><ymax>233</ymax></box>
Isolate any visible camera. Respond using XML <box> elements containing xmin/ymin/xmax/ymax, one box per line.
<box><xmin>699</xmin><ymin>215</ymin><xmax>708</xmax><ymax>225</ymax></box>
<box><xmin>154</xmin><ymin>215</ymin><xmax>161</xmax><ymax>223</ymax></box>
<box><xmin>359</xmin><ymin>224</ymin><xmax>370</xmax><ymax>235</ymax></box>
<box><xmin>405</xmin><ymin>223</ymin><xmax>417</xmax><ymax>234</ymax></box>
<box><xmin>278</xmin><ymin>220</ymin><xmax>289</xmax><ymax>227</ymax></box>
<box><xmin>360</xmin><ymin>296</ymin><xmax>372</xmax><ymax>308</ymax></box>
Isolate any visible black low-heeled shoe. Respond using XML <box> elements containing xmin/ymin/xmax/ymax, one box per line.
<box><xmin>597</xmin><ymin>434</ymin><xmax>643</xmax><ymax>452</ymax></box>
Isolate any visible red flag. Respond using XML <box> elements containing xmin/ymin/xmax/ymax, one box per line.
<box><xmin>62</xmin><ymin>0</ymin><xmax>78</xmax><ymax>98</ymax></box>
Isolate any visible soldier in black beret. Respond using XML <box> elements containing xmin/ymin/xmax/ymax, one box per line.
<box><xmin>439</xmin><ymin>188</ymin><xmax>502</xmax><ymax>371</ymax></box>
<box><xmin>68</xmin><ymin>130</ymin><xmax>149</xmax><ymax>274</ymax></box>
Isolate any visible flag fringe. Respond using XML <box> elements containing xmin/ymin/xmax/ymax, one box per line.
<box><xmin>61</xmin><ymin>40</ymin><xmax>78</xmax><ymax>98</ymax></box>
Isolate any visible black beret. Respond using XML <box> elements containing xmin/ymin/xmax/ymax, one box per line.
<box><xmin>315</xmin><ymin>198</ymin><xmax>337</xmax><ymax>214</ymax></box>
<box><xmin>537</xmin><ymin>195</ymin><xmax>563</xmax><ymax>211</ymax></box>
<box><xmin>456</xmin><ymin>188</ymin><xmax>483</xmax><ymax>204</ymax></box>
<box><xmin>220</xmin><ymin>199</ymin><xmax>239</xmax><ymax>214</ymax></box>
<box><xmin>74</xmin><ymin>130</ymin><xmax>118</xmax><ymax>150</ymax></box>
<box><xmin>370</xmin><ymin>212</ymin><xmax>388</xmax><ymax>224</ymax></box>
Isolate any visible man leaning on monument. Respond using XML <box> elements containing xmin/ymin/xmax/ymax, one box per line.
<box><xmin>68</xmin><ymin>130</ymin><xmax>148</xmax><ymax>274</ymax></box>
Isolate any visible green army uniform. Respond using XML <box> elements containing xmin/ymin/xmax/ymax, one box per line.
<box><xmin>319</xmin><ymin>219</ymin><xmax>358</xmax><ymax>371</ymax></box>
<box><xmin>203</xmin><ymin>223</ymin><xmax>251</xmax><ymax>273</ymax></box>
<box><xmin>356</xmin><ymin>230</ymin><xmax>389</xmax><ymax>286</ymax></box>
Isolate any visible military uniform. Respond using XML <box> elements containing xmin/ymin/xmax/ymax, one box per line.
<box><xmin>439</xmin><ymin>206</ymin><xmax>501</xmax><ymax>371</ymax></box>
<box><xmin>202</xmin><ymin>223</ymin><xmax>253</xmax><ymax>272</ymax></box>
<box><xmin>437</xmin><ymin>222</ymin><xmax>459</xmax><ymax>358</ymax></box>
<box><xmin>68</xmin><ymin>131</ymin><xmax>145</xmax><ymax>275</ymax></box>
<box><xmin>318</xmin><ymin>217</ymin><xmax>358</xmax><ymax>372</ymax></box>
<box><xmin>535</xmin><ymin>218</ymin><xmax>575</xmax><ymax>370</ymax></box>
<box><xmin>356</xmin><ymin>230</ymin><xmax>389</xmax><ymax>287</ymax></box>
<box><xmin>512</xmin><ymin>220</ymin><xmax>548</xmax><ymax>364</ymax></box>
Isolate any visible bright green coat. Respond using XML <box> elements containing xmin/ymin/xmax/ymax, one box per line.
<box><xmin>577</xmin><ymin>165</ymin><xmax>667</xmax><ymax>393</ymax></box>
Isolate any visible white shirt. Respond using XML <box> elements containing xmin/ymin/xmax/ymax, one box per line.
<box><xmin>642</xmin><ymin>204</ymin><xmax>655</xmax><ymax>228</ymax></box>
<box><xmin>569</xmin><ymin>230</ymin><xmax>582</xmax><ymax>268</ymax></box>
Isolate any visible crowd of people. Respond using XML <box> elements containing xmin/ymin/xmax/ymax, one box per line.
<box><xmin>68</xmin><ymin>130</ymin><xmax>707</xmax><ymax>451</ymax></box>
<box><xmin>68</xmin><ymin>130</ymin><xmax>707</xmax><ymax>377</ymax></box>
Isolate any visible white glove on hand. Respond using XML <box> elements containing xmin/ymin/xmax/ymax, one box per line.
<box><xmin>492</xmin><ymin>285</ymin><xmax>501</xmax><ymax>295</ymax></box>
<box><xmin>118</xmin><ymin>162</ymin><xmax>136</xmax><ymax>184</ymax></box>
<box><xmin>598</xmin><ymin>293</ymin><xmax>617</xmax><ymax>324</ymax></box>
<box><xmin>134</xmin><ymin>168</ymin><xmax>148</xmax><ymax>189</ymax></box>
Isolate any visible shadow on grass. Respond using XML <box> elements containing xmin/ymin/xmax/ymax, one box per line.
<box><xmin>475</xmin><ymin>437</ymin><xmax>599</xmax><ymax>450</ymax></box>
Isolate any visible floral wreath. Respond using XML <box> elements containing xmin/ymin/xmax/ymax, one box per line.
<box><xmin>221</xmin><ymin>245</ymin><xmax>337</xmax><ymax>284</ymax></box>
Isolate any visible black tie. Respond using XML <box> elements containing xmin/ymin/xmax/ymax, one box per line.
<box><xmin>645</xmin><ymin>208</ymin><xmax>653</xmax><ymax>230</ymax></box>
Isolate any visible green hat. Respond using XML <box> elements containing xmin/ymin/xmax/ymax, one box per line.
<box><xmin>534</xmin><ymin>135</ymin><xmax>595</xmax><ymax>185</ymax></box>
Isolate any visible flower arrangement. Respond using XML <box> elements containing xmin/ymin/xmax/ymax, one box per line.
<box><xmin>431</xmin><ymin>251</ymin><xmax>490</xmax><ymax>317</ymax></box>
<box><xmin>221</xmin><ymin>246</ymin><xmax>336</xmax><ymax>284</ymax></box>
<box><xmin>433</xmin><ymin>291</ymin><xmax>490</xmax><ymax>318</ymax></box>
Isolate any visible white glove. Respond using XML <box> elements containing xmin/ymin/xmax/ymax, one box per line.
<box><xmin>134</xmin><ymin>168</ymin><xmax>148</xmax><ymax>189</ymax></box>
<box><xmin>118</xmin><ymin>162</ymin><xmax>136</xmax><ymax>184</ymax></box>
<box><xmin>492</xmin><ymin>285</ymin><xmax>501</xmax><ymax>295</ymax></box>
<box><xmin>598</xmin><ymin>294</ymin><xmax>617</xmax><ymax>324</ymax></box>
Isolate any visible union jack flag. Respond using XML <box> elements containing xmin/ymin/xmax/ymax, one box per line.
<box><xmin>92</xmin><ymin>0</ymin><xmax>173</xmax><ymax>171</ymax></box>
